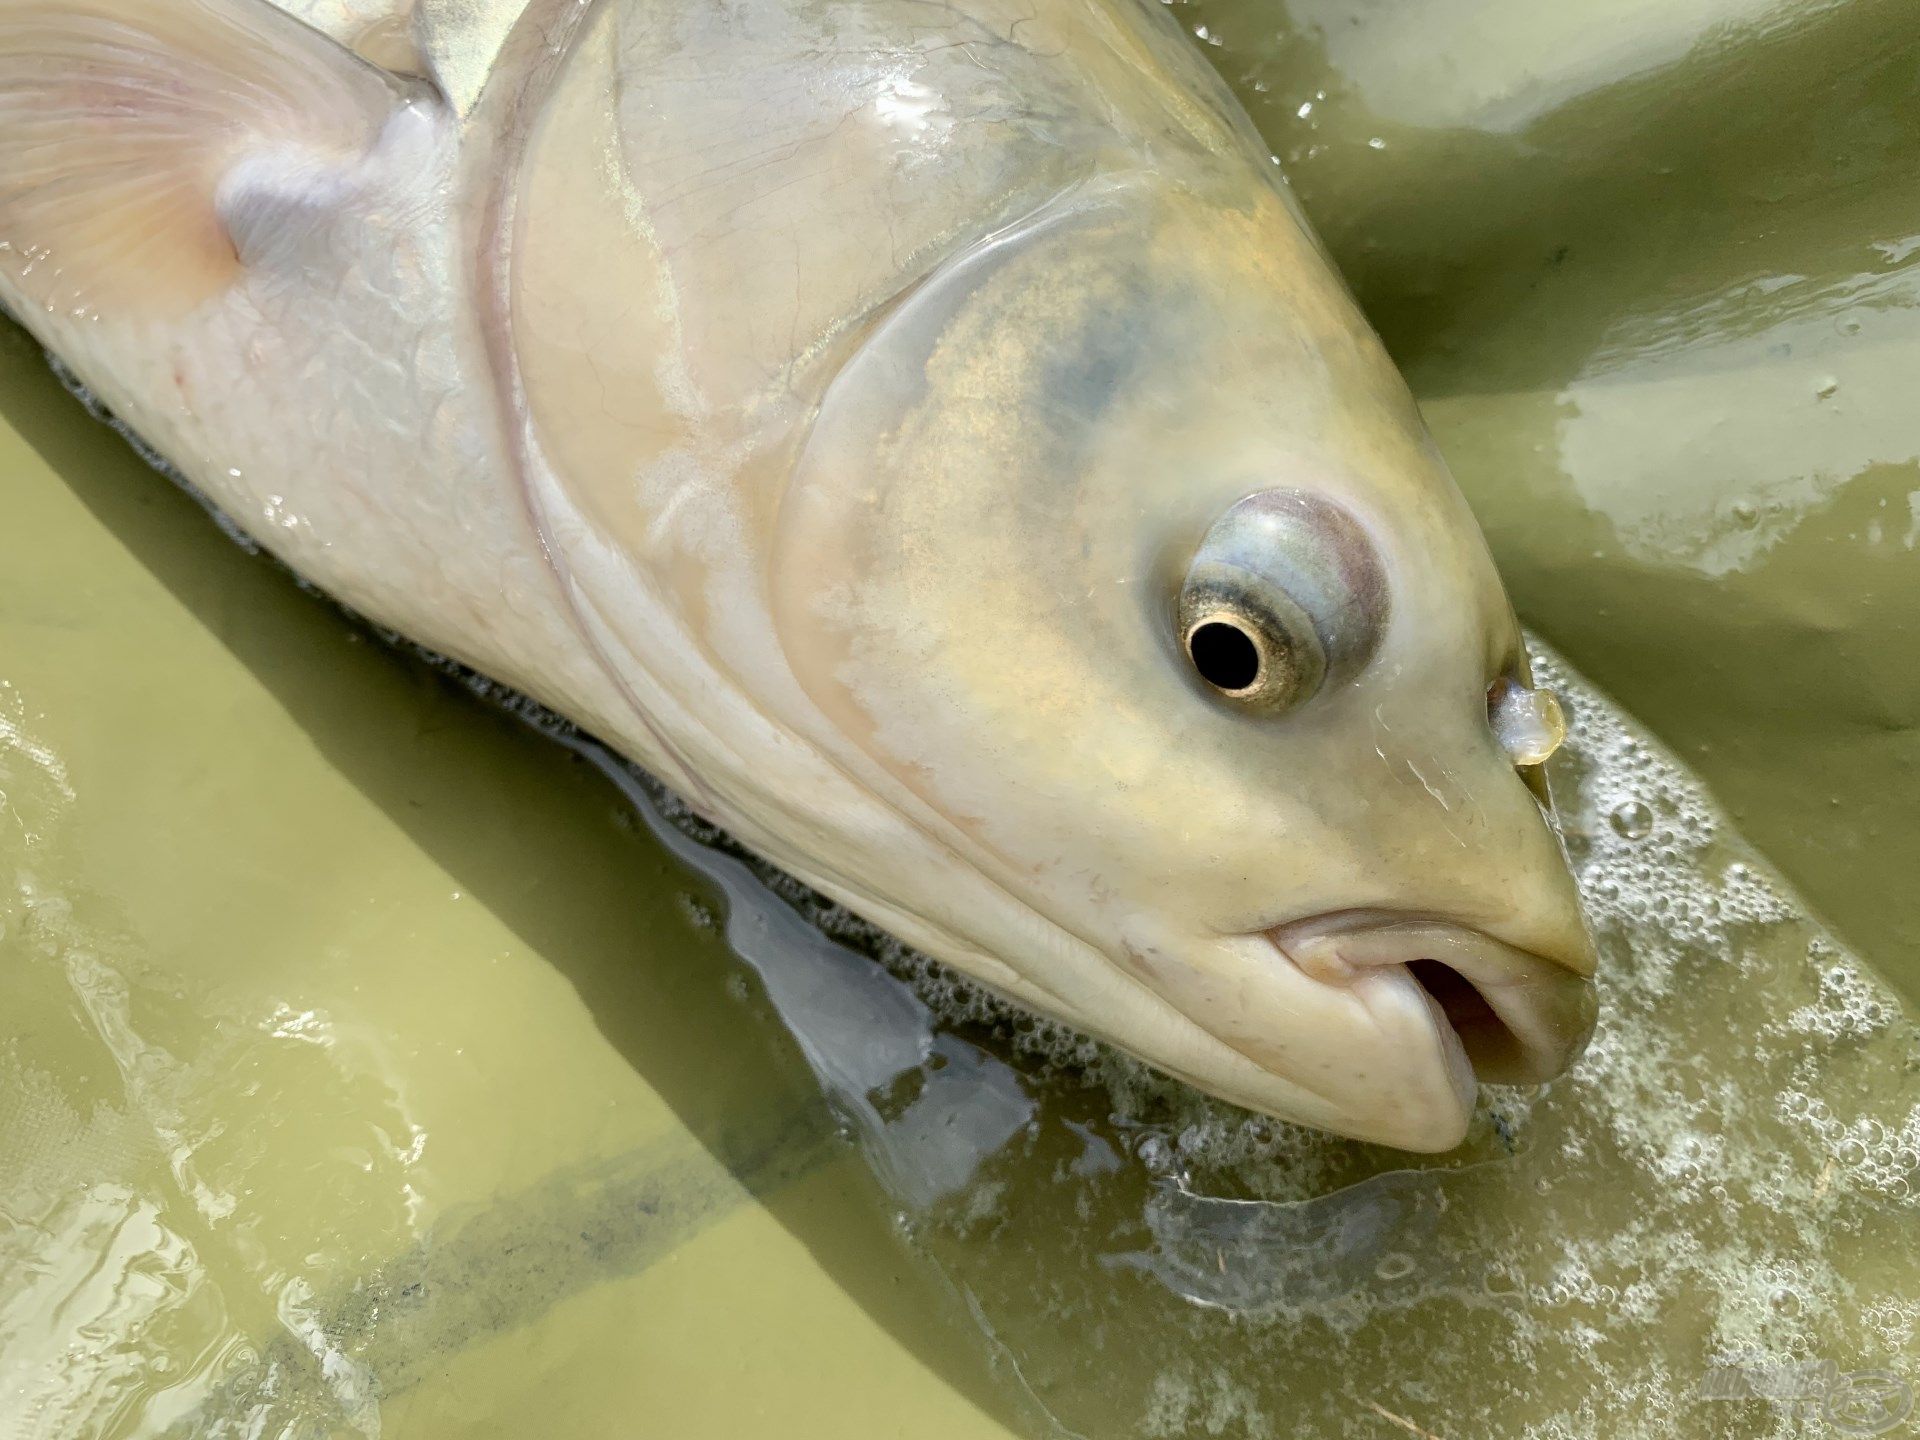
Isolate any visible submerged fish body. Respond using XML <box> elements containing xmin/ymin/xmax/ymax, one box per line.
<box><xmin>0</xmin><ymin>0</ymin><xmax>1595</xmax><ymax>1147</ymax></box>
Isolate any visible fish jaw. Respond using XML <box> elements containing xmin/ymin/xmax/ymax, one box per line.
<box><xmin>1269</xmin><ymin>913</ymin><xmax>1597</xmax><ymax>1087</ymax></box>
<box><xmin>1109</xmin><ymin>912</ymin><xmax>1596</xmax><ymax>1152</ymax></box>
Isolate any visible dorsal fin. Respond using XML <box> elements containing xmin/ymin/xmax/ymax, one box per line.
<box><xmin>0</xmin><ymin>0</ymin><xmax>410</xmax><ymax>317</ymax></box>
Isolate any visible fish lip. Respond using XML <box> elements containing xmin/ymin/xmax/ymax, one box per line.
<box><xmin>1259</xmin><ymin>911</ymin><xmax>1599</xmax><ymax>1089</ymax></box>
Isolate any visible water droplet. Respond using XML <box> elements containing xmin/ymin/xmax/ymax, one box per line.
<box><xmin>1609</xmin><ymin>800</ymin><xmax>1654</xmax><ymax>840</ymax></box>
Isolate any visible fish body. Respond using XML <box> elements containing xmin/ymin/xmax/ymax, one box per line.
<box><xmin>0</xmin><ymin>0</ymin><xmax>1594</xmax><ymax>1148</ymax></box>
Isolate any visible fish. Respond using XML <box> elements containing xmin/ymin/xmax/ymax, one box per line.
<box><xmin>0</xmin><ymin>0</ymin><xmax>1596</xmax><ymax>1149</ymax></box>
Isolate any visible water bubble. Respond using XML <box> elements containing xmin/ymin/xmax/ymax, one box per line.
<box><xmin>1609</xmin><ymin>800</ymin><xmax>1654</xmax><ymax>840</ymax></box>
<box><xmin>1374</xmin><ymin>1253</ymin><xmax>1415</xmax><ymax>1282</ymax></box>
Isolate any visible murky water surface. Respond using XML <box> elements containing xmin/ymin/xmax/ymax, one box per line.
<box><xmin>6</xmin><ymin>1</ymin><xmax>1920</xmax><ymax>1435</ymax></box>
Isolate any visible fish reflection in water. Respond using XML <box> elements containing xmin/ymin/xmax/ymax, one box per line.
<box><xmin>162</xmin><ymin>642</ymin><xmax>1920</xmax><ymax>1439</ymax></box>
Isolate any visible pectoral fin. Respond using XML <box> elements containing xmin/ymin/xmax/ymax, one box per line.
<box><xmin>0</xmin><ymin>0</ymin><xmax>411</xmax><ymax>316</ymax></box>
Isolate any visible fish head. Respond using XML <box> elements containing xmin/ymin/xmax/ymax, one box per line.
<box><xmin>772</xmin><ymin>173</ymin><xmax>1594</xmax><ymax>1150</ymax></box>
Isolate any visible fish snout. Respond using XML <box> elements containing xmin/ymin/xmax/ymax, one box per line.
<box><xmin>1269</xmin><ymin>914</ymin><xmax>1598</xmax><ymax>1089</ymax></box>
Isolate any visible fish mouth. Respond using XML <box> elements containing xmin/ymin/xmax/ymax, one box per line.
<box><xmin>1264</xmin><ymin>912</ymin><xmax>1598</xmax><ymax>1090</ymax></box>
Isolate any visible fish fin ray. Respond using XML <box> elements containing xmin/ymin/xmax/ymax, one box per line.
<box><xmin>0</xmin><ymin>0</ymin><xmax>408</xmax><ymax>316</ymax></box>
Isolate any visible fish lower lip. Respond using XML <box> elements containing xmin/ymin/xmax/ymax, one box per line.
<box><xmin>1265</xmin><ymin>917</ymin><xmax>1598</xmax><ymax>1087</ymax></box>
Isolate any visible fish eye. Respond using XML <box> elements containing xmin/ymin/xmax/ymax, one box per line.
<box><xmin>1185</xmin><ymin>616</ymin><xmax>1265</xmax><ymax>694</ymax></box>
<box><xmin>1180</xmin><ymin>595</ymin><xmax>1324</xmax><ymax>708</ymax></box>
<box><xmin>1177</xmin><ymin>490</ymin><xmax>1386</xmax><ymax>713</ymax></box>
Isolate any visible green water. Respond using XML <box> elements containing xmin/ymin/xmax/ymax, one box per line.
<box><xmin>0</xmin><ymin>331</ymin><xmax>1021</xmax><ymax>1437</ymax></box>
<box><xmin>6</xmin><ymin>1</ymin><xmax>1920</xmax><ymax>1436</ymax></box>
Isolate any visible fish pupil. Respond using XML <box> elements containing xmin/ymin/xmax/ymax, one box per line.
<box><xmin>1188</xmin><ymin>621</ymin><xmax>1261</xmax><ymax>692</ymax></box>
